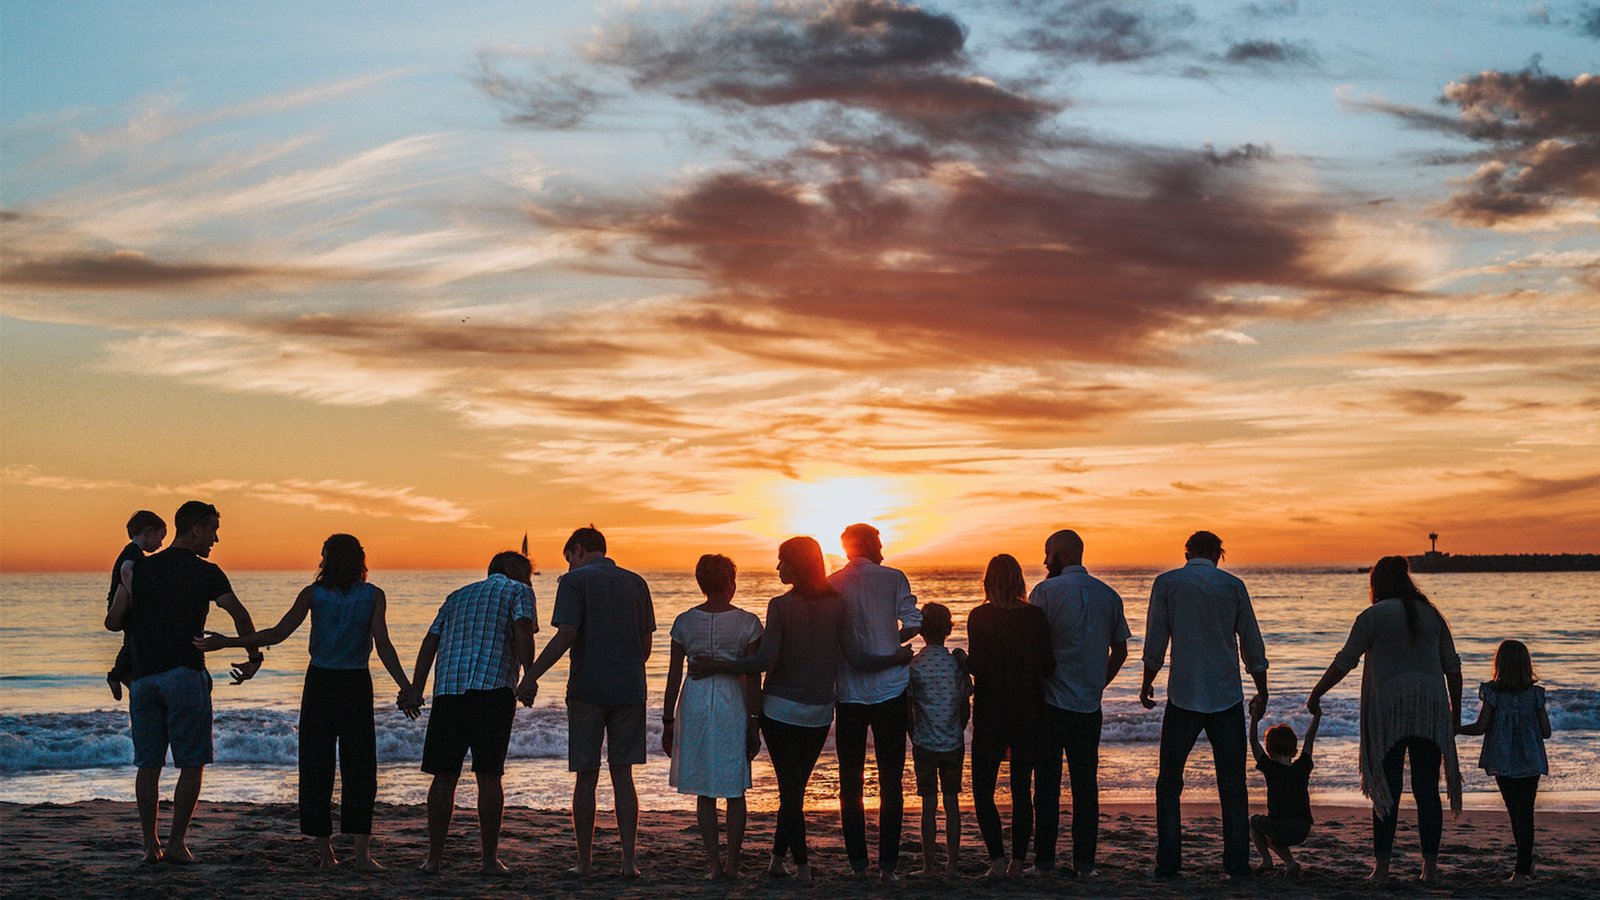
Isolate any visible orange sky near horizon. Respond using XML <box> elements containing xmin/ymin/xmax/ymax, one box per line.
<box><xmin>2</xmin><ymin>3</ymin><xmax>1597</xmax><ymax>573</ymax></box>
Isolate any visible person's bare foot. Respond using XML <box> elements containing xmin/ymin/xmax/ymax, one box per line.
<box><xmin>1007</xmin><ymin>859</ymin><xmax>1026</xmax><ymax>879</ymax></box>
<box><xmin>1284</xmin><ymin>862</ymin><xmax>1302</xmax><ymax>879</ymax></box>
<box><xmin>141</xmin><ymin>847</ymin><xmax>163</xmax><ymax>865</ymax></box>
<box><xmin>621</xmin><ymin>858</ymin><xmax>641</xmax><ymax>878</ymax></box>
<box><xmin>164</xmin><ymin>844</ymin><xmax>197</xmax><ymax>865</ymax></box>
<box><xmin>983</xmin><ymin>859</ymin><xmax>1008</xmax><ymax>881</ymax></box>
<box><xmin>1364</xmin><ymin>859</ymin><xmax>1391</xmax><ymax>885</ymax></box>
<box><xmin>1418</xmin><ymin>857</ymin><xmax>1440</xmax><ymax>883</ymax></box>
<box><xmin>794</xmin><ymin>863</ymin><xmax>814</xmax><ymax>882</ymax></box>
<box><xmin>767</xmin><ymin>855</ymin><xmax>791</xmax><ymax>878</ymax></box>
<box><xmin>881</xmin><ymin>869</ymin><xmax>900</xmax><ymax>884</ymax></box>
<box><xmin>107</xmin><ymin>673</ymin><xmax>123</xmax><ymax>701</ymax></box>
<box><xmin>419</xmin><ymin>858</ymin><xmax>441</xmax><ymax>875</ymax></box>
<box><xmin>1254</xmin><ymin>861</ymin><xmax>1275</xmax><ymax>875</ymax></box>
<box><xmin>1508</xmin><ymin>872</ymin><xmax>1530</xmax><ymax>884</ymax></box>
<box><xmin>567</xmin><ymin>863</ymin><xmax>592</xmax><ymax>877</ymax></box>
<box><xmin>352</xmin><ymin>855</ymin><xmax>385</xmax><ymax>873</ymax></box>
<box><xmin>945</xmin><ymin>860</ymin><xmax>959</xmax><ymax>880</ymax></box>
<box><xmin>312</xmin><ymin>841</ymin><xmax>337</xmax><ymax>870</ymax></box>
<box><xmin>482</xmin><ymin>857</ymin><xmax>510</xmax><ymax>876</ymax></box>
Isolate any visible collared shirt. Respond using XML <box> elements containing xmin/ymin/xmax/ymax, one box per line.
<box><xmin>1142</xmin><ymin>558</ymin><xmax>1268</xmax><ymax>714</ymax></box>
<box><xmin>551</xmin><ymin>557</ymin><xmax>656</xmax><ymax>706</ymax></box>
<box><xmin>829</xmin><ymin>557</ymin><xmax>921</xmax><ymax>705</ymax></box>
<box><xmin>907</xmin><ymin>644</ymin><xmax>970</xmax><ymax>752</ymax></box>
<box><xmin>1029</xmin><ymin>565</ymin><xmax>1132</xmax><ymax>713</ymax></box>
<box><xmin>427</xmin><ymin>573</ymin><xmax>536</xmax><ymax>698</ymax></box>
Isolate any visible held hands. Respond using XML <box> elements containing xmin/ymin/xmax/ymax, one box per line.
<box><xmin>1305</xmin><ymin>693</ymin><xmax>1323</xmax><ymax>717</ymax></box>
<box><xmin>192</xmin><ymin>631</ymin><xmax>234</xmax><ymax>652</ymax></box>
<box><xmin>397</xmin><ymin>685</ymin><xmax>424</xmax><ymax>717</ymax></box>
<box><xmin>1249</xmin><ymin>693</ymin><xmax>1268</xmax><ymax>721</ymax></box>
<box><xmin>515</xmin><ymin>673</ymin><xmax>538</xmax><ymax>708</ymax></box>
<box><xmin>229</xmin><ymin>654</ymin><xmax>263</xmax><ymax>685</ymax></box>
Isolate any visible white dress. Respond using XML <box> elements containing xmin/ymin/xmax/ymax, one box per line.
<box><xmin>669</xmin><ymin>606</ymin><xmax>763</xmax><ymax>798</ymax></box>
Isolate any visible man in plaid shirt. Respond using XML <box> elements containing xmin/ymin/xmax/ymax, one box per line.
<box><xmin>407</xmin><ymin>551</ymin><xmax>538</xmax><ymax>875</ymax></box>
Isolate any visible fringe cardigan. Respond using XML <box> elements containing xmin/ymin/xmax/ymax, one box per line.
<box><xmin>1330</xmin><ymin>597</ymin><xmax>1463</xmax><ymax>817</ymax></box>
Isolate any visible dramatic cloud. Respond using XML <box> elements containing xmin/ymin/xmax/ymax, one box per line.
<box><xmin>1354</xmin><ymin>68</ymin><xmax>1600</xmax><ymax>225</ymax></box>
<box><xmin>0</xmin><ymin>249</ymin><xmax>350</xmax><ymax>291</ymax></box>
<box><xmin>533</xmin><ymin>145</ymin><xmax>1422</xmax><ymax>368</ymax></box>
<box><xmin>484</xmin><ymin>0</ymin><xmax>1060</xmax><ymax>146</ymax></box>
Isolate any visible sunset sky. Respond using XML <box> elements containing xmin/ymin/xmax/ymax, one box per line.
<box><xmin>2</xmin><ymin>1</ymin><xmax>1597</xmax><ymax>572</ymax></box>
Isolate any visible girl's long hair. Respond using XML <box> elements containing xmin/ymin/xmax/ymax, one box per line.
<box><xmin>779</xmin><ymin>536</ymin><xmax>838</xmax><ymax>600</ymax></box>
<box><xmin>982</xmin><ymin>554</ymin><xmax>1027</xmax><ymax>608</ymax></box>
<box><xmin>1492</xmin><ymin>639</ymin><xmax>1538</xmax><ymax>693</ymax></box>
<box><xmin>1368</xmin><ymin>555</ymin><xmax>1438</xmax><ymax>640</ymax></box>
<box><xmin>315</xmin><ymin>533</ymin><xmax>368</xmax><ymax>594</ymax></box>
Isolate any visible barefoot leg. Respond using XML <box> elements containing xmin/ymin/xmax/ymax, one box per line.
<box><xmin>165</xmin><ymin>766</ymin><xmax>202</xmax><ymax>864</ymax></box>
<box><xmin>612</xmin><ymin>763</ymin><xmax>641</xmax><ymax>878</ymax></box>
<box><xmin>135</xmin><ymin>767</ymin><xmax>163</xmax><ymax>863</ymax></box>
<box><xmin>696</xmin><ymin>796</ymin><xmax>724</xmax><ymax>879</ymax></box>
<box><xmin>312</xmin><ymin>835</ymin><xmax>337</xmax><ymax>869</ymax></box>
<box><xmin>726</xmin><ymin>797</ymin><xmax>747</xmax><ymax>878</ymax></box>
<box><xmin>352</xmin><ymin>834</ymin><xmax>384</xmax><ymax>872</ymax></box>
<box><xmin>422</xmin><ymin>772</ymin><xmax>458</xmax><ymax>873</ymax></box>
<box><xmin>476</xmin><ymin>772</ymin><xmax>507</xmax><ymax>874</ymax></box>
<box><xmin>571</xmin><ymin>769</ymin><xmax>599</xmax><ymax>876</ymax></box>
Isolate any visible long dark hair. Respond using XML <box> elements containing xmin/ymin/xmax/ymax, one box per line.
<box><xmin>982</xmin><ymin>554</ymin><xmax>1027</xmax><ymax>608</ymax></box>
<box><xmin>1492</xmin><ymin>639</ymin><xmax>1539</xmax><ymax>693</ymax></box>
<box><xmin>315</xmin><ymin>533</ymin><xmax>367</xmax><ymax>593</ymax></box>
<box><xmin>779</xmin><ymin>536</ymin><xmax>838</xmax><ymax>600</ymax></box>
<box><xmin>1369</xmin><ymin>555</ymin><xmax>1437</xmax><ymax>639</ymax></box>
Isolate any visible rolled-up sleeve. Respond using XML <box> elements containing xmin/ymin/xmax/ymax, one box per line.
<box><xmin>1330</xmin><ymin>610</ymin><xmax>1372</xmax><ymax>673</ymax></box>
<box><xmin>1235</xmin><ymin>585</ymin><xmax>1269</xmax><ymax>674</ymax></box>
<box><xmin>1142</xmin><ymin>578</ymin><xmax>1171</xmax><ymax>672</ymax></box>
<box><xmin>896</xmin><ymin>572</ymin><xmax>921</xmax><ymax>629</ymax></box>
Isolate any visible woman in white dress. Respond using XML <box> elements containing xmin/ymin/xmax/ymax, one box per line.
<box><xmin>662</xmin><ymin>554</ymin><xmax>763</xmax><ymax>880</ymax></box>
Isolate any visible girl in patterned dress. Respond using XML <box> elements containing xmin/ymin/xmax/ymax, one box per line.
<box><xmin>1458</xmin><ymin>639</ymin><xmax>1552</xmax><ymax>883</ymax></box>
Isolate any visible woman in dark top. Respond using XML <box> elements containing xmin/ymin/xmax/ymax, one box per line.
<box><xmin>966</xmin><ymin>554</ymin><xmax>1056</xmax><ymax>879</ymax></box>
<box><xmin>198</xmin><ymin>534</ymin><xmax>414</xmax><ymax>872</ymax></box>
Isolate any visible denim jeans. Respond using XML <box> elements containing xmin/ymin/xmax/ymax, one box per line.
<box><xmin>1155</xmin><ymin>701</ymin><xmax>1249</xmax><ymax>876</ymax></box>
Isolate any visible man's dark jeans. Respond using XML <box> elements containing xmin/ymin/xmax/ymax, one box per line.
<box><xmin>1035</xmin><ymin>706</ymin><xmax>1103</xmax><ymax>873</ymax></box>
<box><xmin>1155</xmin><ymin>701</ymin><xmax>1250</xmax><ymax>877</ymax></box>
<box><xmin>836</xmin><ymin>693</ymin><xmax>908</xmax><ymax>873</ymax></box>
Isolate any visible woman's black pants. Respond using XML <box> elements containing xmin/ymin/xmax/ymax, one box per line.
<box><xmin>761</xmin><ymin>715</ymin><xmax>830</xmax><ymax>866</ymax></box>
<box><xmin>972</xmin><ymin>754</ymin><xmax>1037</xmax><ymax>862</ymax></box>
<box><xmin>1372</xmin><ymin>737</ymin><xmax>1442</xmax><ymax>858</ymax></box>
<box><xmin>299</xmin><ymin>665</ymin><xmax>376</xmax><ymax>837</ymax></box>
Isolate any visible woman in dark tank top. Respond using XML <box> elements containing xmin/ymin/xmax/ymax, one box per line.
<box><xmin>196</xmin><ymin>534</ymin><xmax>413</xmax><ymax>871</ymax></box>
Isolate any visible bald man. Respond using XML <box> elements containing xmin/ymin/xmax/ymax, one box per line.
<box><xmin>1027</xmin><ymin>530</ymin><xmax>1130</xmax><ymax>877</ymax></box>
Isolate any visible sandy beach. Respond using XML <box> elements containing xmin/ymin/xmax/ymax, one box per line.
<box><xmin>4</xmin><ymin>799</ymin><xmax>1597</xmax><ymax>898</ymax></box>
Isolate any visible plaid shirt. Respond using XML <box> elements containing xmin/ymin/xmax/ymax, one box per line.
<box><xmin>427</xmin><ymin>573</ymin><xmax>536</xmax><ymax>697</ymax></box>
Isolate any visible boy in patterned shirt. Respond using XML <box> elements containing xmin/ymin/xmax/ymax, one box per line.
<box><xmin>905</xmin><ymin>602</ymin><xmax>971</xmax><ymax>878</ymax></box>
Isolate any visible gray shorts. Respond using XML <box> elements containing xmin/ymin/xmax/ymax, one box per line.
<box><xmin>129</xmin><ymin>666</ymin><xmax>214</xmax><ymax>769</ymax></box>
<box><xmin>566</xmin><ymin>699</ymin><xmax>646</xmax><ymax>772</ymax></box>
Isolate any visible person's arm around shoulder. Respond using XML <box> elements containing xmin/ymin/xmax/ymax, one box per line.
<box><xmin>742</xmin><ymin>633</ymin><xmax>763</xmax><ymax>760</ymax></box>
<box><xmin>698</xmin><ymin>597</ymin><xmax>782</xmax><ymax>677</ymax></box>
<box><xmin>214</xmin><ymin>590</ymin><xmax>266</xmax><ymax>684</ymax></box>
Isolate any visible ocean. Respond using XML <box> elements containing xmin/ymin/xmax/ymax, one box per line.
<box><xmin>3</xmin><ymin>566</ymin><xmax>1597</xmax><ymax>813</ymax></box>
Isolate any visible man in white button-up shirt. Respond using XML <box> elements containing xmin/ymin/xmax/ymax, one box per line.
<box><xmin>1140</xmin><ymin>531</ymin><xmax>1269</xmax><ymax>879</ymax></box>
<box><xmin>1028</xmin><ymin>529</ymin><xmax>1130</xmax><ymax>877</ymax></box>
<box><xmin>829</xmin><ymin>523</ymin><xmax>920</xmax><ymax>881</ymax></box>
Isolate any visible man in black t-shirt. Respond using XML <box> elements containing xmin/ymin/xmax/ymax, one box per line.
<box><xmin>105</xmin><ymin>500</ymin><xmax>264</xmax><ymax>865</ymax></box>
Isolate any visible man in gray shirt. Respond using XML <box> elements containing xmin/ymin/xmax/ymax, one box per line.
<box><xmin>528</xmin><ymin>526</ymin><xmax>656</xmax><ymax>878</ymax></box>
<box><xmin>1028</xmin><ymin>529</ymin><xmax>1129</xmax><ymax>877</ymax></box>
<box><xmin>1140</xmin><ymin>531</ymin><xmax>1268</xmax><ymax>879</ymax></box>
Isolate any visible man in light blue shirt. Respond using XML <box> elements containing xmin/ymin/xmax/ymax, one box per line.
<box><xmin>1140</xmin><ymin>531</ymin><xmax>1269</xmax><ymax>879</ymax></box>
<box><xmin>1028</xmin><ymin>529</ymin><xmax>1129</xmax><ymax>877</ymax></box>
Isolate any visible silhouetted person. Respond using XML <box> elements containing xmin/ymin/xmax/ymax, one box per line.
<box><xmin>1308</xmin><ymin>555</ymin><xmax>1461</xmax><ymax>884</ymax></box>
<box><xmin>526</xmin><ymin>527</ymin><xmax>655</xmax><ymax>877</ymax></box>
<box><xmin>830</xmin><ymin>522</ymin><xmax>919</xmax><ymax>882</ymax></box>
<box><xmin>1029</xmin><ymin>529</ymin><xmax>1129</xmax><ymax>877</ymax></box>
<box><xmin>967</xmin><ymin>554</ymin><xmax>1055</xmax><ymax>880</ymax></box>
<box><xmin>407</xmin><ymin>551</ymin><xmax>537</xmax><ymax>875</ymax></box>
<box><xmin>106</xmin><ymin>509</ymin><xmax>166</xmax><ymax>700</ymax></box>
<box><xmin>196</xmin><ymin>534</ymin><xmax>416</xmax><ymax>872</ymax></box>
<box><xmin>1140</xmin><ymin>530</ymin><xmax>1268</xmax><ymax>879</ymax></box>
<box><xmin>105</xmin><ymin>500</ymin><xmax>263</xmax><ymax>865</ymax></box>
